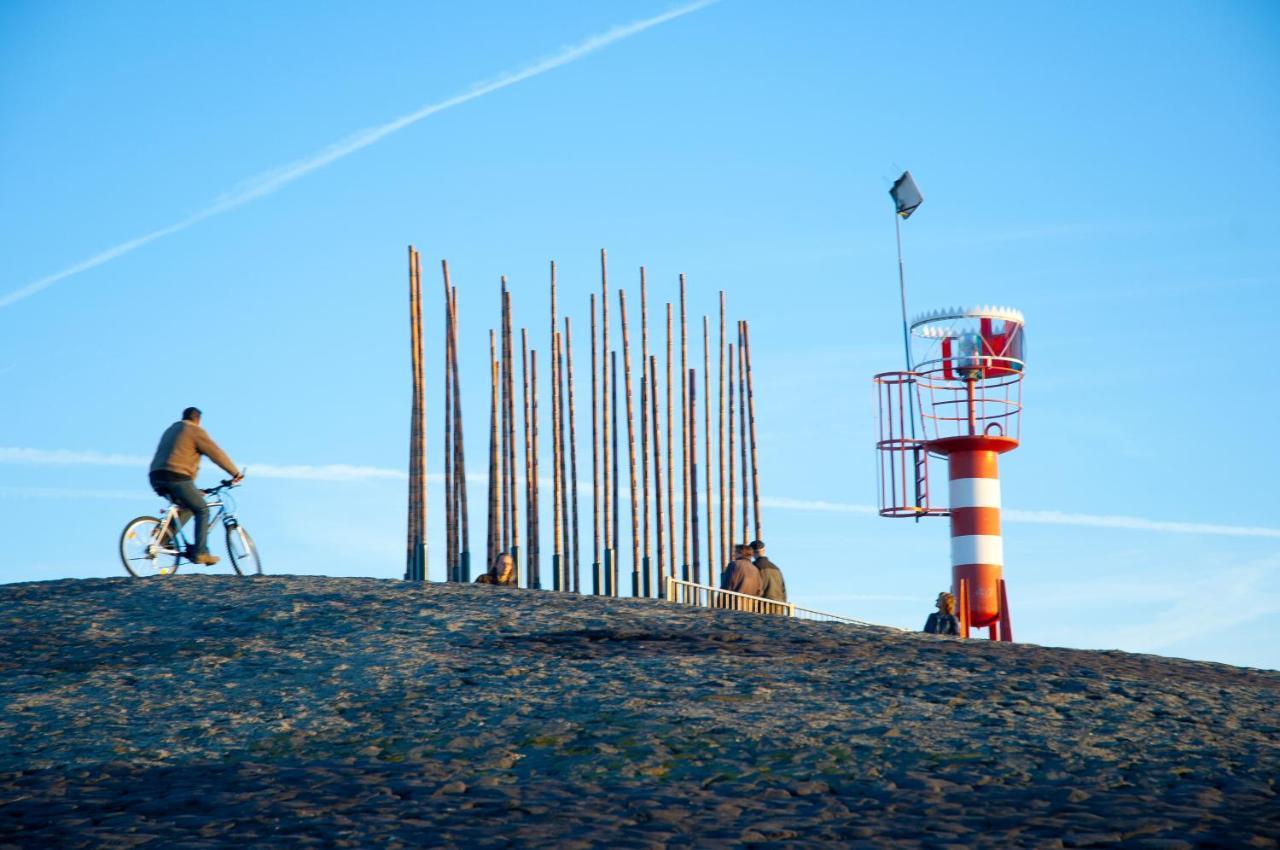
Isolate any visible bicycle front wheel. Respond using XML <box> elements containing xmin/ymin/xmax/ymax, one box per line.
<box><xmin>120</xmin><ymin>516</ymin><xmax>181</xmax><ymax>578</ymax></box>
<box><xmin>226</xmin><ymin>523</ymin><xmax>262</xmax><ymax>576</ymax></box>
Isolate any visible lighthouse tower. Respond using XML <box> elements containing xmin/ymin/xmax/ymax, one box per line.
<box><xmin>874</xmin><ymin>306</ymin><xmax>1025</xmax><ymax>640</ymax></box>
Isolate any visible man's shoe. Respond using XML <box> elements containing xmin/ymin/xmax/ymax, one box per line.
<box><xmin>192</xmin><ymin>551</ymin><xmax>220</xmax><ymax>566</ymax></box>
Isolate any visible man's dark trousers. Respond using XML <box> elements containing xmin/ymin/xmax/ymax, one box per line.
<box><xmin>150</xmin><ymin>473</ymin><xmax>210</xmax><ymax>555</ymax></box>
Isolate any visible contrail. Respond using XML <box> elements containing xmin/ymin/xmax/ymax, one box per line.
<box><xmin>7</xmin><ymin>445</ymin><xmax>1276</xmax><ymax>539</ymax></box>
<box><xmin>0</xmin><ymin>0</ymin><xmax>719</xmax><ymax>310</ymax></box>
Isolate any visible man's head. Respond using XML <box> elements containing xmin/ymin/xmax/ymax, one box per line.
<box><xmin>495</xmin><ymin>552</ymin><xmax>515</xmax><ymax>583</ymax></box>
<box><xmin>182</xmin><ymin>406</ymin><xmax>202</xmax><ymax>423</ymax></box>
<box><xmin>750</xmin><ymin>539</ymin><xmax>765</xmax><ymax>557</ymax></box>
<box><xmin>936</xmin><ymin>592</ymin><xmax>956</xmax><ymax>615</ymax></box>
<box><xmin>736</xmin><ymin>543</ymin><xmax>754</xmax><ymax>559</ymax></box>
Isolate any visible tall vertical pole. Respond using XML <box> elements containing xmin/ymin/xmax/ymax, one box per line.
<box><xmin>551</xmin><ymin>330</ymin><xmax>563</xmax><ymax>591</ymax></box>
<box><xmin>600</xmin><ymin>250</ymin><xmax>612</xmax><ymax>596</ymax></box>
<box><xmin>895</xmin><ymin>214</ymin><xmax>923</xmax><ymax>514</ymax></box>
<box><xmin>499</xmin><ymin>280</ymin><xmax>510</xmax><ymax>558</ymax></box>
<box><xmin>665</xmin><ymin>302</ymin><xmax>675</xmax><ymax>588</ymax></box>
<box><xmin>565</xmin><ymin>316</ymin><xmax>581</xmax><ymax>594</ymax></box>
<box><xmin>679</xmin><ymin>275</ymin><xmax>689</xmax><ymax>581</ymax></box>
<box><xmin>590</xmin><ymin>294</ymin><xmax>601</xmax><ymax>595</ymax></box>
<box><xmin>505</xmin><ymin>288</ymin><xmax>519</xmax><ymax>578</ymax></box>
<box><xmin>688</xmin><ymin>368</ymin><xmax>700</xmax><ymax>585</ymax></box>
<box><xmin>620</xmin><ymin>289</ymin><xmax>640</xmax><ymax>597</ymax></box>
<box><xmin>611</xmin><ymin>350</ymin><xmax>620</xmax><ymax>595</ymax></box>
<box><xmin>522</xmin><ymin>329</ymin><xmax>534</xmax><ymax>588</ymax></box>
<box><xmin>639</xmin><ymin>269</ymin><xmax>651</xmax><ymax>597</ymax></box>
<box><xmin>451</xmin><ymin>284</ymin><xmax>469</xmax><ymax>582</ymax></box>
<box><xmin>649</xmin><ymin>356</ymin><xmax>664</xmax><ymax>597</ymax></box>
<box><xmin>405</xmin><ymin>246</ymin><xmax>427</xmax><ymax>581</ymax></box>
<box><xmin>529</xmin><ymin>348</ymin><xmax>540</xmax><ymax>589</ymax></box>
<box><xmin>486</xmin><ymin>330</ymin><xmax>499</xmax><ymax>571</ymax></box>
<box><xmin>703</xmin><ymin>316</ymin><xmax>714</xmax><ymax>580</ymax></box>
<box><xmin>727</xmin><ymin>339</ymin><xmax>735</xmax><ymax>563</ymax></box>
<box><xmin>444</xmin><ymin>264</ymin><xmax>455</xmax><ymax>581</ymax></box>
<box><xmin>743</xmin><ymin>320</ymin><xmax>762</xmax><ymax>543</ymax></box>
<box><xmin>718</xmin><ymin>292</ymin><xmax>726</xmax><ymax>576</ymax></box>
<box><xmin>738</xmin><ymin>322</ymin><xmax>749</xmax><ymax>544</ymax></box>
<box><xmin>557</xmin><ymin>330</ymin><xmax>571</xmax><ymax>593</ymax></box>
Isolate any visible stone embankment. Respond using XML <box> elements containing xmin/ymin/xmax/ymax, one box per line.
<box><xmin>1</xmin><ymin>576</ymin><xmax>1276</xmax><ymax>848</ymax></box>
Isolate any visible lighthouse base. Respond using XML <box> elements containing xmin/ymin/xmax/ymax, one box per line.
<box><xmin>957</xmin><ymin>577</ymin><xmax>1014</xmax><ymax>642</ymax></box>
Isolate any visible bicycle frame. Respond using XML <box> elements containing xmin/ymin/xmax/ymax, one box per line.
<box><xmin>151</xmin><ymin>485</ymin><xmax>241</xmax><ymax>560</ymax></box>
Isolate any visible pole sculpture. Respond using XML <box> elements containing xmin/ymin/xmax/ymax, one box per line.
<box><xmin>737</xmin><ymin>323</ymin><xmax>749</xmax><ymax>544</ymax></box>
<box><xmin>620</xmin><ymin>289</ymin><xmax>640</xmax><ymax>597</ymax></box>
<box><xmin>451</xmin><ymin>284</ymin><xmax>470</xmax><ymax>582</ymax></box>
<box><xmin>665</xmin><ymin>302</ymin><xmax>675</xmax><ymax>589</ymax></box>
<box><xmin>444</xmin><ymin>268</ymin><xmax>455</xmax><ymax>580</ymax></box>
<box><xmin>649</xmin><ymin>356</ymin><xmax>664</xmax><ymax>597</ymax></box>
<box><xmin>727</xmin><ymin>338</ymin><xmax>735</xmax><ymax>555</ymax></box>
<box><xmin>600</xmin><ymin>251</ymin><xmax>613</xmax><ymax>596</ymax></box>
<box><xmin>557</xmin><ymin>330</ymin><xmax>572</xmax><ymax>592</ymax></box>
<box><xmin>639</xmin><ymin>269</ymin><xmax>651</xmax><ymax>597</ymax></box>
<box><xmin>590</xmin><ymin>294</ymin><xmax>601</xmax><ymax>595</ymax></box>
<box><xmin>679</xmin><ymin>275</ymin><xmax>690</xmax><ymax>581</ymax></box>
<box><xmin>405</xmin><ymin>246</ymin><xmax>427</xmax><ymax>581</ymax></box>
<box><xmin>703</xmin><ymin>315</ymin><xmax>714</xmax><ymax>578</ymax></box>
<box><xmin>743</xmin><ymin>320</ymin><xmax>762</xmax><ymax>543</ymax></box>
<box><xmin>522</xmin><ymin>329</ymin><xmax>536</xmax><ymax>588</ymax></box>
<box><xmin>565</xmin><ymin>316</ymin><xmax>581</xmax><ymax>594</ymax></box>
<box><xmin>611</xmin><ymin>350</ymin><xmax>621</xmax><ymax>595</ymax></box>
<box><xmin>499</xmin><ymin>283</ymin><xmax>509</xmax><ymax>559</ymax></box>
<box><xmin>688</xmin><ymin>367</ymin><xmax>700</xmax><ymax>585</ymax></box>
<box><xmin>486</xmin><ymin>330</ymin><xmax>499</xmax><ymax>571</ymax></box>
<box><xmin>505</xmin><ymin>289</ymin><xmax>518</xmax><ymax>579</ymax></box>
<box><xmin>529</xmin><ymin>346</ymin><xmax>540</xmax><ymax>588</ymax></box>
<box><xmin>551</xmin><ymin>330</ymin><xmax>563</xmax><ymax>591</ymax></box>
<box><xmin>718</xmin><ymin>293</ymin><xmax>727</xmax><ymax>575</ymax></box>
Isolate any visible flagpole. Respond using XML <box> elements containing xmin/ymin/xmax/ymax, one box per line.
<box><xmin>894</xmin><ymin>209</ymin><xmax>923</xmax><ymax>519</ymax></box>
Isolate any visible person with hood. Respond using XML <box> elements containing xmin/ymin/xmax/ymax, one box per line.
<box><xmin>720</xmin><ymin>543</ymin><xmax>762</xmax><ymax>608</ymax></box>
<box><xmin>923</xmin><ymin>591</ymin><xmax>962</xmax><ymax>636</ymax></box>
<box><xmin>475</xmin><ymin>552</ymin><xmax>517</xmax><ymax>586</ymax></box>
<box><xmin>751</xmin><ymin>540</ymin><xmax>787</xmax><ymax>603</ymax></box>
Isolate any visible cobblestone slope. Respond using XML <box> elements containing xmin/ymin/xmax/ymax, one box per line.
<box><xmin>2</xmin><ymin>576</ymin><xmax>1277</xmax><ymax>848</ymax></box>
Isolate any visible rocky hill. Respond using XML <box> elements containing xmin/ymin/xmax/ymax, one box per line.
<box><xmin>1</xmin><ymin>576</ymin><xmax>1276</xmax><ymax>848</ymax></box>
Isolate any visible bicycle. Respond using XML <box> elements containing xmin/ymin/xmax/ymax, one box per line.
<box><xmin>119</xmin><ymin>478</ymin><xmax>262</xmax><ymax>577</ymax></box>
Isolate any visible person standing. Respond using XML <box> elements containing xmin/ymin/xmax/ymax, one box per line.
<box><xmin>923</xmin><ymin>592</ymin><xmax>962</xmax><ymax>636</ymax></box>
<box><xmin>751</xmin><ymin>539</ymin><xmax>787</xmax><ymax>603</ymax></box>
<box><xmin>721</xmin><ymin>543</ymin><xmax>762</xmax><ymax>605</ymax></box>
<box><xmin>149</xmin><ymin>407</ymin><xmax>241</xmax><ymax>565</ymax></box>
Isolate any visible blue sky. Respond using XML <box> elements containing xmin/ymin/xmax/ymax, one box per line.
<box><xmin>3</xmin><ymin>1</ymin><xmax>1278</xmax><ymax>668</ymax></box>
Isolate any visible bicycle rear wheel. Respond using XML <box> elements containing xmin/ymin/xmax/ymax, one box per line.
<box><xmin>120</xmin><ymin>516</ymin><xmax>181</xmax><ymax>577</ymax></box>
<box><xmin>226</xmin><ymin>523</ymin><xmax>262</xmax><ymax>576</ymax></box>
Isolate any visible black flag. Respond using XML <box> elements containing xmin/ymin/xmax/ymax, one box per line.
<box><xmin>890</xmin><ymin>171</ymin><xmax>923</xmax><ymax>219</ymax></box>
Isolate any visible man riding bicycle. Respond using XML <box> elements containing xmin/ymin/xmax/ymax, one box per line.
<box><xmin>149</xmin><ymin>407</ymin><xmax>242</xmax><ymax>565</ymax></box>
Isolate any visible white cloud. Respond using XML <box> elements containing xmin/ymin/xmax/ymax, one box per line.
<box><xmin>0</xmin><ymin>0</ymin><xmax>719</xmax><ymax>310</ymax></box>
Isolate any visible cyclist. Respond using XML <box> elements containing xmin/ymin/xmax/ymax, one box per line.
<box><xmin>149</xmin><ymin>406</ymin><xmax>242</xmax><ymax>565</ymax></box>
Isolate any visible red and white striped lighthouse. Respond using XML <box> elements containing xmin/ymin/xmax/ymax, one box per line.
<box><xmin>875</xmin><ymin>306</ymin><xmax>1024</xmax><ymax>640</ymax></box>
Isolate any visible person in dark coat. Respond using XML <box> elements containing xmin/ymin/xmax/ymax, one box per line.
<box><xmin>751</xmin><ymin>540</ymin><xmax>787</xmax><ymax>603</ymax></box>
<box><xmin>721</xmin><ymin>544</ymin><xmax>762</xmax><ymax>607</ymax></box>
<box><xmin>923</xmin><ymin>591</ymin><xmax>962</xmax><ymax>635</ymax></box>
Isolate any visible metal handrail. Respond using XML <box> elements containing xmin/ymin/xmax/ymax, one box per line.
<box><xmin>663</xmin><ymin>576</ymin><xmax>890</xmax><ymax>627</ymax></box>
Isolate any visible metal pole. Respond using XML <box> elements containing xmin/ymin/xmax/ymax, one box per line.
<box><xmin>551</xmin><ymin>330</ymin><xmax>562</xmax><ymax>591</ymax></box>
<box><xmin>406</xmin><ymin>246</ymin><xmax>425</xmax><ymax>581</ymax></box>
<box><xmin>486</xmin><ymin>330</ymin><xmax>499</xmax><ymax>571</ymax></box>
<box><xmin>743</xmin><ymin>320</ymin><xmax>762</xmax><ymax>543</ymax></box>
<box><xmin>565</xmin><ymin>316</ymin><xmax>581</xmax><ymax>594</ymax></box>
<box><xmin>718</xmin><ymin>292</ymin><xmax>726</xmax><ymax>576</ymax></box>
<box><xmin>649</xmin><ymin>356</ymin><xmax>664</xmax><ymax>597</ymax></box>
<box><xmin>499</xmin><ymin>280</ymin><xmax>510</xmax><ymax>558</ymax></box>
<box><xmin>688</xmin><ymin>367</ymin><xmax>700</xmax><ymax>585</ymax></box>
<box><xmin>590</xmin><ymin>294</ymin><xmax>601</xmax><ymax>595</ymax></box>
<box><xmin>529</xmin><ymin>347</ymin><xmax>540</xmax><ymax>589</ymax></box>
<box><xmin>505</xmin><ymin>288</ymin><xmax>519</xmax><ymax>578</ymax></box>
<box><xmin>522</xmin><ymin>328</ymin><xmax>534</xmax><ymax>587</ymax></box>
<box><xmin>679</xmin><ymin>275</ymin><xmax>689</xmax><ymax>580</ymax></box>
<box><xmin>665</xmin><ymin>302</ymin><xmax>676</xmax><ymax>585</ymax></box>
<box><xmin>451</xmin><ymin>284</ymin><xmax>469</xmax><ymax>582</ymax></box>
<box><xmin>600</xmin><ymin>250</ymin><xmax>612</xmax><ymax>595</ymax></box>
<box><xmin>703</xmin><ymin>315</ymin><xmax>713</xmax><ymax>581</ymax></box>
<box><xmin>620</xmin><ymin>289</ymin><xmax>640</xmax><ymax>597</ymax></box>
<box><xmin>727</xmin><ymin>339</ymin><xmax>735</xmax><ymax>562</ymax></box>
<box><xmin>557</xmin><ymin>329</ymin><xmax>571</xmax><ymax>592</ymax></box>
<box><xmin>611</xmin><ymin>350</ymin><xmax>620</xmax><ymax>595</ymax></box>
<box><xmin>444</xmin><ymin>263</ymin><xmax>454</xmax><ymax>580</ymax></box>
<box><xmin>738</xmin><ymin>322</ymin><xmax>748</xmax><ymax>544</ymax></box>
<box><xmin>639</xmin><ymin>269</ymin><xmax>651</xmax><ymax>597</ymax></box>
